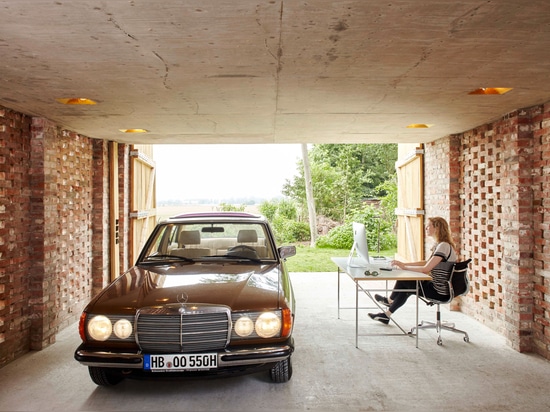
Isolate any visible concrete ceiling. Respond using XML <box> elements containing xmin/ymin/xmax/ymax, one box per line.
<box><xmin>2</xmin><ymin>0</ymin><xmax>550</xmax><ymax>145</ymax></box>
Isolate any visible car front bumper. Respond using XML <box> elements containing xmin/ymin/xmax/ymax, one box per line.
<box><xmin>74</xmin><ymin>340</ymin><xmax>294</xmax><ymax>370</ymax></box>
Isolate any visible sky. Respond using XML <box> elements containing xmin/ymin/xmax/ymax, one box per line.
<box><xmin>154</xmin><ymin>144</ymin><xmax>304</xmax><ymax>202</ymax></box>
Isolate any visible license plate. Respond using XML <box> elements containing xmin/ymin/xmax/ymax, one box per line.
<box><xmin>144</xmin><ymin>353</ymin><xmax>218</xmax><ymax>372</ymax></box>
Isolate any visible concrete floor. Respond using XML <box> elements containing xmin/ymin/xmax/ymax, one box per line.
<box><xmin>1</xmin><ymin>272</ymin><xmax>549</xmax><ymax>412</ymax></box>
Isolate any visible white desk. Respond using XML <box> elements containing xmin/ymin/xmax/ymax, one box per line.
<box><xmin>331</xmin><ymin>257</ymin><xmax>432</xmax><ymax>348</ymax></box>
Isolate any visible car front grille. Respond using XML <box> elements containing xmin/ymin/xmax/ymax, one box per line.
<box><xmin>135</xmin><ymin>305</ymin><xmax>231</xmax><ymax>353</ymax></box>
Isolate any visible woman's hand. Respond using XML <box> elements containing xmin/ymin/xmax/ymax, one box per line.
<box><xmin>390</xmin><ymin>260</ymin><xmax>405</xmax><ymax>269</ymax></box>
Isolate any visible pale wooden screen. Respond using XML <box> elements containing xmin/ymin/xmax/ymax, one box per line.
<box><xmin>395</xmin><ymin>144</ymin><xmax>425</xmax><ymax>262</ymax></box>
<box><xmin>129</xmin><ymin>145</ymin><xmax>157</xmax><ymax>265</ymax></box>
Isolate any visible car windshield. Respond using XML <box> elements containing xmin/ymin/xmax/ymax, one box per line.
<box><xmin>140</xmin><ymin>221</ymin><xmax>276</xmax><ymax>262</ymax></box>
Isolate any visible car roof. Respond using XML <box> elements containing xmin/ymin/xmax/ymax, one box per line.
<box><xmin>165</xmin><ymin>211</ymin><xmax>267</xmax><ymax>223</ymax></box>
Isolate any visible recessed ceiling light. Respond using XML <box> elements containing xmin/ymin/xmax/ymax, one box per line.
<box><xmin>119</xmin><ymin>129</ymin><xmax>148</xmax><ymax>133</ymax></box>
<box><xmin>406</xmin><ymin>123</ymin><xmax>433</xmax><ymax>128</ymax></box>
<box><xmin>468</xmin><ymin>87</ymin><xmax>513</xmax><ymax>95</ymax></box>
<box><xmin>56</xmin><ymin>97</ymin><xmax>97</xmax><ymax>105</ymax></box>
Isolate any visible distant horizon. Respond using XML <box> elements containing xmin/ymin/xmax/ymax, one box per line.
<box><xmin>157</xmin><ymin>194</ymin><xmax>285</xmax><ymax>206</ymax></box>
<box><xmin>154</xmin><ymin>144</ymin><xmax>303</xmax><ymax>202</ymax></box>
<box><xmin>156</xmin><ymin>203</ymin><xmax>262</xmax><ymax>221</ymax></box>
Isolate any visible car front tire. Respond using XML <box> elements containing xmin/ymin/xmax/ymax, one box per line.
<box><xmin>88</xmin><ymin>366</ymin><xmax>124</xmax><ymax>386</ymax></box>
<box><xmin>269</xmin><ymin>357</ymin><xmax>292</xmax><ymax>383</ymax></box>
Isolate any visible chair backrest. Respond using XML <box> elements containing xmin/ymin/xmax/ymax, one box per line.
<box><xmin>430</xmin><ymin>261</ymin><xmax>455</xmax><ymax>296</ymax></box>
<box><xmin>173</xmin><ymin>230</ymin><xmax>211</xmax><ymax>258</ymax></box>
<box><xmin>237</xmin><ymin>229</ymin><xmax>258</xmax><ymax>243</ymax></box>
<box><xmin>422</xmin><ymin>258</ymin><xmax>471</xmax><ymax>305</ymax></box>
<box><xmin>179</xmin><ymin>230</ymin><xmax>201</xmax><ymax>247</ymax></box>
<box><xmin>236</xmin><ymin>229</ymin><xmax>269</xmax><ymax>258</ymax></box>
<box><xmin>449</xmin><ymin>258</ymin><xmax>472</xmax><ymax>298</ymax></box>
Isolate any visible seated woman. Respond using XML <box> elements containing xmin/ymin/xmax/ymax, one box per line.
<box><xmin>368</xmin><ymin>216</ymin><xmax>457</xmax><ymax>325</ymax></box>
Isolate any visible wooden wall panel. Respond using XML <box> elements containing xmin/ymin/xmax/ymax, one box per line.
<box><xmin>129</xmin><ymin>145</ymin><xmax>156</xmax><ymax>264</ymax></box>
<box><xmin>395</xmin><ymin>145</ymin><xmax>424</xmax><ymax>262</ymax></box>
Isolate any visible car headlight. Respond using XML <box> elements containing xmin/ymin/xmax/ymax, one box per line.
<box><xmin>231</xmin><ymin>311</ymin><xmax>285</xmax><ymax>340</ymax></box>
<box><xmin>255</xmin><ymin>312</ymin><xmax>281</xmax><ymax>338</ymax></box>
<box><xmin>113</xmin><ymin>318</ymin><xmax>133</xmax><ymax>339</ymax></box>
<box><xmin>234</xmin><ymin>316</ymin><xmax>255</xmax><ymax>337</ymax></box>
<box><xmin>87</xmin><ymin>315</ymin><xmax>113</xmax><ymax>341</ymax></box>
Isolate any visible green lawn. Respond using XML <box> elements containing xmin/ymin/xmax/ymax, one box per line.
<box><xmin>284</xmin><ymin>245</ymin><xmax>395</xmax><ymax>272</ymax></box>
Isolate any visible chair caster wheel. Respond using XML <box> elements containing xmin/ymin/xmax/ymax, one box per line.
<box><xmin>437</xmin><ymin>337</ymin><xmax>443</xmax><ymax>346</ymax></box>
<box><xmin>464</xmin><ymin>336</ymin><xmax>470</xmax><ymax>343</ymax></box>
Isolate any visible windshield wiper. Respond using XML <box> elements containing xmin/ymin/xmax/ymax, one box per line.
<box><xmin>207</xmin><ymin>254</ymin><xmax>262</xmax><ymax>264</ymax></box>
<box><xmin>141</xmin><ymin>254</ymin><xmax>194</xmax><ymax>264</ymax></box>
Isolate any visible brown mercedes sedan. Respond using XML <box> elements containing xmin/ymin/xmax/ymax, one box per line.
<box><xmin>75</xmin><ymin>212</ymin><xmax>296</xmax><ymax>386</ymax></box>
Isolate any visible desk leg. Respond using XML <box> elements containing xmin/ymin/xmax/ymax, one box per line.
<box><xmin>337</xmin><ymin>267</ymin><xmax>341</xmax><ymax>319</ymax></box>
<box><xmin>355</xmin><ymin>280</ymin><xmax>359</xmax><ymax>348</ymax></box>
<box><xmin>415</xmin><ymin>280</ymin><xmax>419</xmax><ymax>348</ymax></box>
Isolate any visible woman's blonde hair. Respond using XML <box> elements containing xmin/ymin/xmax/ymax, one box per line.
<box><xmin>429</xmin><ymin>217</ymin><xmax>456</xmax><ymax>249</ymax></box>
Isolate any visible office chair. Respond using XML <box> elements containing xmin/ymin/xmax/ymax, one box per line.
<box><xmin>411</xmin><ymin>258</ymin><xmax>472</xmax><ymax>345</ymax></box>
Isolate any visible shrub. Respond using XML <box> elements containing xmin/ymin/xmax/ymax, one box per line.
<box><xmin>259</xmin><ymin>200</ymin><xmax>278</xmax><ymax>221</ymax></box>
<box><xmin>260</xmin><ymin>199</ymin><xmax>310</xmax><ymax>244</ymax></box>
<box><xmin>283</xmin><ymin>219</ymin><xmax>310</xmax><ymax>243</ymax></box>
<box><xmin>277</xmin><ymin>198</ymin><xmax>298</xmax><ymax>220</ymax></box>
<box><xmin>316</xmin><ymin>222</ymin><xmax>353</xmax><ymax>249</ymax></box>
<box><xmin>316</xmin><ymin>204</ymin><xmax>396</xmax><ymax>251</ymax></box>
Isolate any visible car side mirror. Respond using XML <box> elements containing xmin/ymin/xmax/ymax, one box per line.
<box><xmin>279</xmin><ymin>245</ymin><xmax>296</xmax><ymax>259</ymax></box>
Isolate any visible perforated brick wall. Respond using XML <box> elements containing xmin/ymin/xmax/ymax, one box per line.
<box><xmin>0</xmin><ymin>106</ymin><xmax>114</xmax><ymax>366</ymax></box>
<box><xmin>424</xmin><ymin>136</ymin><xmax>463</xmax><ymax>311</ymax></box>
<box><xmin>424</xmin><ymin>136</ymin><xmax>462</xmax><ymax>254</ymax></box>
<box><xmin>529</xmin><ymin>103</ymin><xmax>550</xmax><ymax>358</ymax></box>
<box><xmin>0</xmin><ymin>108</ymin><xmax>33</xmax><ymax>364</ymax></box>
<box><xmin>29</xmin><ymin>120</ymin><xmax>95</xmax><ymax>349</ymax></box>
<box><xmin>426</xmin><ymin>104</ymin><xmax>550</xmax><ymax>359</ymax></box>
<box><xmin>459</xmin><ymin>123</ymin><xmax>508</xmax><ymax>333</ymax></box>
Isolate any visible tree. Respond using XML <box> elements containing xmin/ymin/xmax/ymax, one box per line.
<box><xmin>302</xmin><ymin>144</ymin><xmax>317</xmax><ymax>246</ymax></box>
<box><xmin>283</xmin><ymin>143</ymin><xmax>398</xmax><ymax>223</ymax></box>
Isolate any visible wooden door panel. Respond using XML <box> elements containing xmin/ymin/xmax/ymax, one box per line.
<box><xmin>395</xmin><ymin>145</ymin><xmax>424</xmax><ymax>262</ymax></box>
<box><xmin>130</xmin><ymin>145</ymin><xmax>156</xmax><ymax>264</ymax></box>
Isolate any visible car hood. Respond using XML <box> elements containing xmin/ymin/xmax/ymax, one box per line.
<box><xmin>87</xmin><ymin>262</ymin><xmax>283</xmax><ymax>314</ymax></box>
